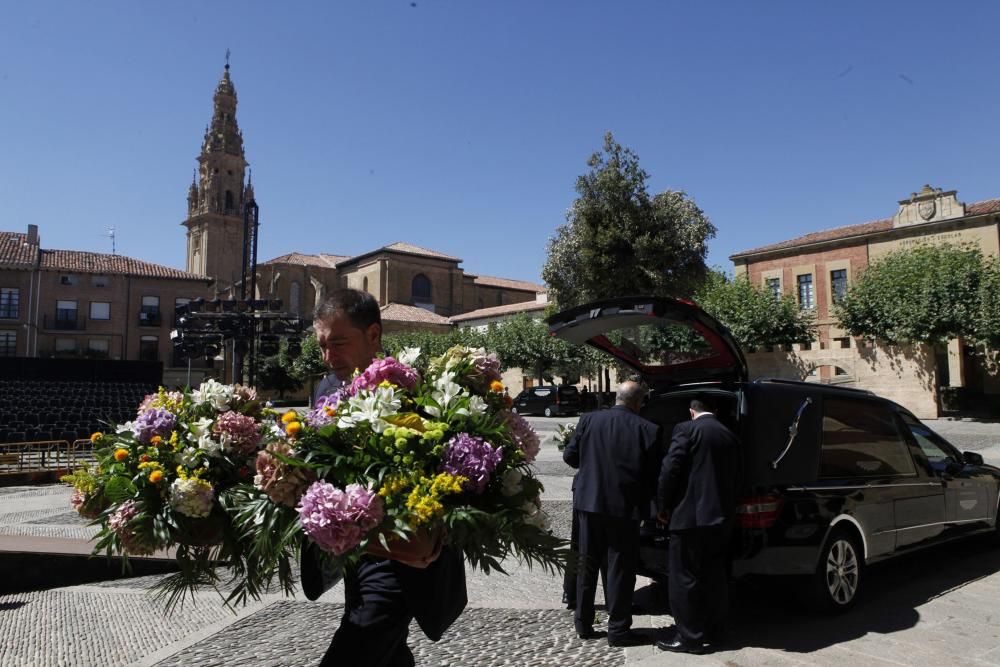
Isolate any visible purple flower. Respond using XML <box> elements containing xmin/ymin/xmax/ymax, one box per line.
<box><xmin>500</xmin><ymin>410</ymin><xmax>540</xmax><ymax>463</ymax></box>
<box><xmin>133</xmin><ymin>408</ymin><xmax>176</xmax><ymax>444</ymax></box>
<box><xmin>348</xmin><ymin>357</ymin><xmax>419</xmax><ymax>395</ymax></box>
<box><xmin>440</xmin><ymin>433</ymin><xmax>504</xmax><ymax>494</ymax></box>
<box><xmin>213</xmin><ymin>411</ymin><xmax>261</xmax><ymax>455</ymax></box>
<box><xmin>297</xmin><ymin>481</ymin><xmax>385</xmax><ymax>555</ymax></box>
<box><xmin>305</xmin><ymin>390</ymin><xmax>346</xmax><ymax>428</ymax></box>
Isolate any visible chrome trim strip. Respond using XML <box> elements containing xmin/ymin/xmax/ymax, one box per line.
<box><xmin>829</xmin><ymin>514</ymin><xmax>868</xmax><ymax>560</ymax></box>
<box><xmin>786</xmin><ymin>483</ymin><xmax>940</xmax><ymax>491</ymax></box>
<box><xmin>890</xmin><ymin>518</ymin><xmax>991</xmax><ymax>532</ymax></box>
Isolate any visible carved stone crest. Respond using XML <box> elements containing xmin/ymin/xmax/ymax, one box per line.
<box><xmin>918</xmin><ymin>199</ymin><xmax>936</xmax><ymax>221</ymax></box>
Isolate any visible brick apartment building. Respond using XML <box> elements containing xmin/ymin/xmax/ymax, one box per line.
<box><xmin>730</xmin><ymin>184</ymin><xmax>1000</xmax><ymax>417</ymax></box>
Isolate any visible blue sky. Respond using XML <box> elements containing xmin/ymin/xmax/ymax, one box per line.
<box><xmin>3</xmin><ymin>2</ymin><xmax>1000</xmax><ymax>284</ymax></box>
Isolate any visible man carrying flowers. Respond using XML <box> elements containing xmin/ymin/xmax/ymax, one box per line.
<box><xmin>309</xmin><ymin>289</ymin><xmax>467</xmax><ymax>667</ymax></box>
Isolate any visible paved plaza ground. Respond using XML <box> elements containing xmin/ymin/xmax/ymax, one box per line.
<box><xmin>1</xmin><ymin>418</ymin><xmax>999</xmax><ymax>666</ymax></box>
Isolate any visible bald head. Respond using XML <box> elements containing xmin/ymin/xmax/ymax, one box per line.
<box><xmin>616</xmin><ymin>380</ymin><xmax>646</xmax><ymax>412</ymax></box>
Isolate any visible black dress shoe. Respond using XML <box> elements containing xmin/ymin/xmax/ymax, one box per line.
<box><xmin>561</xmin><ymin>592</ymin><xmax>576</xmax><ymax>609</ymax></box>
<box><xmin>576</xmin><ymin>627</ymin><xmax>600</xmax><ymax>640</ymax></box>
<box><xmin>607</xmin><ymin>631</ymin><xmax>647</xmax><ymax>647</ymax></box>
<box><xmin>655</xmin><ymin>637</ymin><xmax>706</xmax><ymax>654</ymax></box>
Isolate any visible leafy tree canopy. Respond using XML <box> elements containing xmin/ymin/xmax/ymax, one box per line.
<box><xmin>835</xmin><ymin>243</ymin><xmax>1000</xmax><ymax>345</ymax></box>
<box><xmin>694</xmin><ymin>270</ymin><xmax>815</xmax><ymax>349</ymax></box>
<box><xmin>542</xmin><ymin>132</ymin><xmax>716</xmax><ymax>309</ymax></box>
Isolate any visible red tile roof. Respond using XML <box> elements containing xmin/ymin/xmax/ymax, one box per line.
<box><xmin>471</xmin><ymin>274</ymin><xmax>545</xmax><ymax>293</ymax></box>
<box><xmin>450</xmin><ymin>299</ymin><xmax>547</xmax><ymax>323</ymax></box>
<box><xmin>261</xmin><ymin>252</ymin><xmax>349</xmax><ymax>268</ymax></box>
<box><xmin>40</xmin><ymin>250</ymin><xmax>211</xmax><ymax>281</ymax></box>
<box><xmin>380</xmin><ymin>302</ymin><xmax>452</xmax><ymax>325</ymax></box>
<box><xmin>0</xmin><ymin>232</ymin><xmax>39</xmax><ymax>268</ymax></box>
<box><xmin>731</xmin><ymin>196</ymin><xmax>1000</xmax><ymax>259</ymax></box>
<box><xmin>340</xmin><ymin>242</ymin><xmax>462</xmax><ymax>266</ymax></box>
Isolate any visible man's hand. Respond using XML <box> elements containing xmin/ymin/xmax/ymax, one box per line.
<box><xmin>656</xmin><ymin>510</ymin><xmax>671</xmax><ymax>525</ymax></box>
<box><xmin>365</xmin><ymin>528</ymin><xmax>444</xmax><ymax>569</ymax></box>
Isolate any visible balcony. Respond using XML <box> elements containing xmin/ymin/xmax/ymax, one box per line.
<box><xmin>42</xmin><ymin>314</ymin><xmax>84</xmax><ymax>331</ymax></box>
<box><xmin>138</xmin><ymin>310</ymin><xmax>162</xmax><ymax>327</ymax></box>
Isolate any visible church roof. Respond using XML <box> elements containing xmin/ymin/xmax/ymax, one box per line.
<box><xmin>449</xmin><ymin>299</ymin><xmax>548</xmax><ymax>323</ymax></box>
<box><xmin>380</xmin><ymin>302</ymin><xmax>452</xmax><ymax>325</ymax></box>
<box><xmin>40</xmin><ymin>249</ymin><xmax>212</xmax><ymax>281</ymax></box>
<box><xmin>261</xmin><ymin>252</ymin><xmax>349</xmax><ymax>268</ymax></box>
<box><xmin>470</xmin><ymin>274</ymin><xmax>545</xmax><ymax>293</ymax></box>
<box><xmin>340</xmin><ymin>242</ymin><xmax>462</xmax><ymax>266</ymax></box>
<box><xmin>731</xmin><ymin>196</ymin><xmax>1000</xmax><ymax>259</ymax></box>
<box><xmin>0</xmin><ymin>232</ymin><xmax>39</xmax><ymax>268</ymax></box>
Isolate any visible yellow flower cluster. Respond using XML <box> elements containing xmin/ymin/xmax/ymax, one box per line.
<box><xmin>378</xmin><ymin>474</ymin><xmax>413</xmax><ymax>498</ymax></box>
<box><xmin>404</xmin><ymin>473</ymin><xmax>466</xmax><ymax>525</ymax></box>
<box><xmin>170</xmin><ymin>431</ymin><xmax>181</xmax><ymax>452</ymax></box>
<box><xmin>148</xmin><ymin>387</ymin><xmax>184</xmax><ymax>413</ymax></box>
<box><xmin>281</xmin><ymin>410</ymin><xmax>302</xmax><ymax>437</ymax></box>
<box><xmin>175</xmin><ymin>465</ymin><xmax>206</xmax><ymax>480</ymax></box>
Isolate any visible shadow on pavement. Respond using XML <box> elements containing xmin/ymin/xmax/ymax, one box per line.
<box><xmin>0</xmin><ymin>551</ymin><xmax>179</xmax><ymax>594</ymax></box>
<box><xmin>633</xmin><ymin>537</ymin><xmax>1000</xmax><ymax>653</ymax></box>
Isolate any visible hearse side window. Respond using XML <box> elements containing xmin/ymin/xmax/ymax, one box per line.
<box><xmin>898</xmin><ymin>413</ymin><xmax>959</xmax><ymax>466</ymax></box>
<box><xmin>820</xmin><ymin>398</ymin><xmax>916</xmax><ymax>478</ymax></box>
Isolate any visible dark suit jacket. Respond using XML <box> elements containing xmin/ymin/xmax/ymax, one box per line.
<box><xmin>657</xmin><ymin>414</ymin><xmax>739</xmax><ymax>530</ymax></box>
<box><xmin>563</xmin><ymin>405</ymin><xmax>661</xmax><ymax>521</ymax></box>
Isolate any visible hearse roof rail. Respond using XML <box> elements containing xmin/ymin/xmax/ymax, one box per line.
<box><xmin>752</xmin><ymin>378</ymin><xmax>876</xmax><ymax>396</ymax></box>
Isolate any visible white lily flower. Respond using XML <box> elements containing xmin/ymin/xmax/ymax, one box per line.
<box><xmin>188</xmin><ymin>417</ymin><xmax>214</xmax><ymax>439</ymax></box>
<box><xmin>398</xmin><ymin>347</ymin><xmax>421</xmax><ymax>366</ymax></box>
<box><xmin>468</xmin><ymin>395</ymin><xmax>488</xmax><ymax>415</ymax></box>
<box><xmin>338</xmin><ymin>386</ymin><xmax>401</xmax><ymax>434</ymax></box>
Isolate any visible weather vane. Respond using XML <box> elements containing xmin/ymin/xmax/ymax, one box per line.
<box><xmin>225</xmin><ymin>48</ymin><xmax>231</xmax><ymax>69</ymax></box>
<box><xmin>106</xmin><ymin>226</ymin><xmax>117</xmax><ymax>255</ymax></box>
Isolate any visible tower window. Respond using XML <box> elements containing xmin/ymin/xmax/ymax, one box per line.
<box><xmin>225</xmin><ymin>190</ymin><xmax>235</xmax><ymax>214</ymax></box>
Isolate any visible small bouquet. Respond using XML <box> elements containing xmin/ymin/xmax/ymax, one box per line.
<box><xmin>234</xmin><ymin>345</ymin><xmax>567</xmax><ymax>600</ymax></box>
<box><xmin>553</xmin><ymin>422</ymin><xmax>577</xmax><ymax>452</ymax></box>
<box><xmin>62</xmin><ymin>380</ymin><xmax>280</xmax><ymax>608</ymax></box>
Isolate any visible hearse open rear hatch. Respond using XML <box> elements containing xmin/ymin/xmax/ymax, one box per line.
<box><xmin>547</xmin><ymin>296</ymin><xmax>748</xmax><ymax>387</ymax></box>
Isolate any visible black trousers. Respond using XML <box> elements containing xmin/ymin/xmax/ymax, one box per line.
<box><xmin>320</xmin><ymin>559</ymin><xmax>415</xmax><ymax>667</ymax></box>
<box><xmin>563</xmin><ymin>509</ymin><xmax>607</xmax><ymax>606</ymax></box>
<box><xmin>576</xmin><ymin>511</ymin><xmax>639</xmax><ymax>638</ymax></box>
<box><xmin>667</xmin><ymin>525</ymin><xmax>729</xmax><ymax>644</ymax></box>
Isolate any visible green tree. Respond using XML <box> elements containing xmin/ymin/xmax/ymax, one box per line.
<box><xmin>542</xmin><ymin>132</ymin><xmax>716</xmax><ymax>308</ymax></box>
<box><xmin>694</xmin><ymin>270</ymin><xmax>815</xmax><ymax>349</ymax></box>
<box><xmin>256</xmin><ymin>340</ymin><xmax>304</xmax><ymax>398</ymax></box>
<box><xmin>484</xmin><ymin>314</ymin><xmax>582</xmax><ymax>383</ymax></box>
<box><xmin>290</xmin><ymin>334</ymin><xmax>328</xmax><ymax>396</ymax></box>
<box><xmin>836</xmin><ymin>244</ymin><xmax>989</xmax><ymax>344</ymax></box>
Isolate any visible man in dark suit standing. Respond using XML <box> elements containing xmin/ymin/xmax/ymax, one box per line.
<box><xmin>563</xmin><ymin>380</ymin><xmax>660</xmax><ymax>647</ymax></box>
<box><xmin>309</xmin><ymin>289</ymin><xmax>467</xmax><ymax>667</ymax></box>
<box><xmin>655</xmin><ymin>398</ymin><xmax>738</xmax><ymax>655</ymax></box>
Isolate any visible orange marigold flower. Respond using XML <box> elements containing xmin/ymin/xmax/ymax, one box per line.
<box><xmin>150</xmin><ymin>435</ymin><xmax>162</xmax><ymax>446</ymax></box>
<box><xmin>490</xmin><ymin>380</ymin><xmax>504</xmax><ymax>393</ymax></box>
<box><xmin>286</xmin><ymin>421</ymin><xmax>302</xmax><ymax>437</ymax></box>
<box><xmin>114</xmin><ymin>449</ymin><xmax>129</xmax><ymax>462</ymax></box>
<box><xmin>149</xmin><ymin>470</ymin><xmax>163</xmax><ymax>484</ymax></box>
<box><xmin>281</xmin><ymin>410</ymin><xmax>298</xmax><ymax>424</ymax></box>
<box><xmin>90</xmin><ymin>432</ymin><xmax>103</xmax><ymax>443</ymax></box>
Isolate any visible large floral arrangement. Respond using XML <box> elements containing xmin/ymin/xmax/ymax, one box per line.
<box><xmin>62</xmin><ymin>380</ymin><xmax>282</xmax><ymax>607</ymax></box>
<box><xmin>235</xmin><ymin>345</ymin><xmax>566</xmax><ymax>597</ymax></box>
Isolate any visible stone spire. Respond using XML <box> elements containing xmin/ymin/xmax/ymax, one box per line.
<box><xmin>182</xmin><ymin>55</ymin><xmax>254</xmax><ymax>286</ymax></box>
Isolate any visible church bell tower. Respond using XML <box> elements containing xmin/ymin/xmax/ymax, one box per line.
<box><xmin>182</xmin><ymin>56</ymin><xmax>253</xmax><ymax>294</ymax></box>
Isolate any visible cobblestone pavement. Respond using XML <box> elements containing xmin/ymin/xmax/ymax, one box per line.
<box><xmin>1</xmin><ymin>417</ymin><xmax>1000</xmax><ymax>666</ymax></box>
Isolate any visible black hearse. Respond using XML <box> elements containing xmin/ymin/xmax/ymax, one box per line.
<box><xmin>549</xmin><ymin>296</ymin><xmax>1000</xmax><ymax>611</ymax></box>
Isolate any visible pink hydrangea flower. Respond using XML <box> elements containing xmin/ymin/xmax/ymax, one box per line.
<box><xmin>214</xmin><ymin>411</ymin><xmax>261</xmax><ymax>455</ymax></box>
<box><xmin>107</xmin><ymin>500</ymin><xmax>156</xmax><ymax>556</ymax></box>
<box><xmin>297</xmin><ymin>481</ymin><xmax>384</xmax><ymax>555</ymax></box>
<box><xmin>254</xmin><ymin>441</ymin><xmax>315</xmax><ymax>507</ymax></box>
<box><xmin>348</xmin><ymin>357</ymin><xmax>419</xmax><ymax>395</ymax></box>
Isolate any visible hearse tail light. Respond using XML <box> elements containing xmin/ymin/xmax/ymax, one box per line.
<box><xmin>737</xmin><ymin>495</ymin><xmax>784</xmax><ymax>529</ymax></box>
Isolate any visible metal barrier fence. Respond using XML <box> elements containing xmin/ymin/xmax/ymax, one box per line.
<box><xmin>0</xmin><ymin>439</ymin><xmax>95</xmax><ymax>475</ymax></box>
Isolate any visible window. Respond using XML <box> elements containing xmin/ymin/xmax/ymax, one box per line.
<box><xmin>821</xmin><ymin>398</ymin><xmax>915</xmax><ymax>478</ymax></box>
<box><xmin>834</xmin><ymin>337</ymin><xmax>851</xmax><ymax>349</ymax></box>
<box><xmin>56</xmin><ymin>300</ymin><xmax>78</xmax><ymax>329</ymax></box>
<box><xmin>290</xmin><ymin>281</ymin><xmax>301</xmax><ymax>315</ymax></box>
<box><xmin>140</xmin><ymin>296</ymin><xmax>160</xmax><ymax>325</ymax></box>
<box><xmin>139</xmin><ymin>335</ymin><xmax>159</xmax><ymax>361</ymax></box>
<box><xmin>89</xmin><ymin>302</ymin><xmax>110</xmax><ymax>320</ymax></box>
<box><xmin>55</xmin><ymin>338</ymin><xmax>77</xmax><ymax>353</ymax></box>
<box><xmin>91</xmin><ymin>275</ymin><xmax>109</xmax><ymax>287</ymax></box>
<box><xmin>224</xmin><ymin>190</ymin><xmax>235</xmax><ymax>214</ymax></box>
<box><xmin>362</xmin><ymin>277</ymin><xmax>369</xmax><ymax>293</ymax></box>
<box><xmin>830</xmin><ymin>269</ymin><xmax>848</xmax><ymax>305</ymax></box>
<box><xmin>0</xmin><ymin>331</ymin><xmax>15</xmax><ymax>356</ymax></box>
<box><xmin>765</xmin><ymin>278</ymin><xmax>781</xmax><ymax>299</ymax></box>
<box><xmin>412</xmin><ymin>274</ymin><xmax>431</xmax><ymax>302</ymax></box>
<box><xmin>899</xmin><ymin>413</ymin><xmax>959</xmax><ymax>469</ymax></box>
<box><xmin>496</xmin><ymin>292</ymin><xmax>503</xmax><ymax>306</ymax></box>
<box><xmin>59</xmin><ymin>274</ymin><xmax>78</xmax><ymax>286</ymax></box>
<box><xmin>0</xmin><ymin>288</ymin><xmax>19</xmax><ymax>318</ymax></box>
<box><xmin>797</xmin><ymin>274</ymin><xmax>814</xmax><ymax>310</ymax></box>
<box><xmin>88</xmin><ymin>339</ymin><xmax>110</xmax><ymax>358</ymax></box>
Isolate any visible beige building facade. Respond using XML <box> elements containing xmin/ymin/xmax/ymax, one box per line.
<box><xmin>730</xmin><ymin>184</ymin><xmax>1000</xmax><ymax>418</ymax></box>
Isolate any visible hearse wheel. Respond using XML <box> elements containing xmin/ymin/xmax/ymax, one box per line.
<box><xmin>809</xmin><ymin>527</ymin><xmax>863</xmax><ymax>612</ymax></box>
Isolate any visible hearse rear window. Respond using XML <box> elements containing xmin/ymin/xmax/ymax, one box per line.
<box><xmin>602</xmin><ymin>324</ymin><xmax>718</xmax><ymax>368</ymax></box>
<box><xmin>820</xmin><ymin>398</ymin><xmax>915</xmax><ymax>478</ymax></box>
